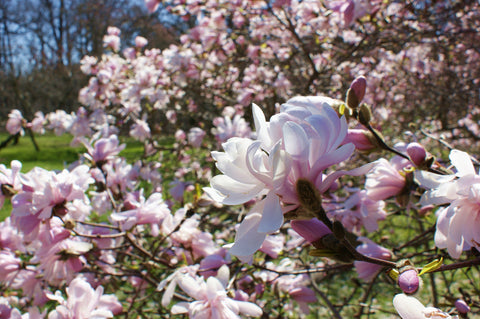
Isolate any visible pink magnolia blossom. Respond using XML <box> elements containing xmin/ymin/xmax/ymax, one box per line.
<box><xmin>46</xmin><ymin>110</ymin><xmax>74</xmax><ymax>136</ymax></box>
<box><xmin>83</xmin><ymin>134</ymin><xmax>126</xmax><ymax>164</ymax></box>
<box><xmin>171</xmin><ymin>265</ymin><xmax>262</xmax><ymax>318</ymax></box>
<box><xmin>6</xmin><ymin>109</ymin><xmax>24</xmax><ymax>135</ymax></box>
<box><xmin>354</xmin><ymin>238</ymin><xmax>392</xmax><ymax>282</ymax></box>
<box><xmin>145</xmin><ymin>0</ymin><xmax>161</xmax><ymax>13</ymax></box>
<box><xmin>393</xmin><ymin>294</ymin><xmax>458</xmax><ymax>319</ymax></box>
<box><xmin>129</xmin><ymin>117</ymin><xmax>151</xmax><ymax>142</ymax></box>
<box><xmin>47</xmin><ymin>276</ymin><xmax>122</xmax><ymax>319</ymax></box>
<box><xmin>110</xmin><ymin>191</ymin><xmax>170</xmax><ymax>231</ymax></box>
<box><xmin>30</xmin><ymin>111</ymin><xmax>46</xmax><ymax>134</ymax></box>
<box><xmin>135</xmin><ymin>36</ymin><xmax>148</xmax><ymax>48</ymax></box>
<box><xmin>330</xmin><ymin>189</ymin><xmax>387</xmax><ymax>233</ymax></box>
<box><xmin>188</xmin><ymin>127</ymin><xmax>206</xmax><ymax>148</ymax></box>
<box><xmin>0</xmin><ymin>160</ymin><xmax>22</xmax><ymax>209</ymax></box>
<box><xmin>205</xmin><ymin>96</ymin><xmax>372</xmax><ymax>261</ymax></box>
<box><xmin>415</xmin><ymin>149</ymin><xmax>480</xmax><ymax>258</ymax></box>
<box><xmin>365</xmin><ymin>156</ymin><xmax>410</xmax><ymax>201</ymax></box>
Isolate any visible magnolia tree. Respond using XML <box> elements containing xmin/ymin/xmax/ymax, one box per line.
<box><xmin>0</xmin><ymin>0</ymin><xmax>480</xmax><ymax>318</ymax></box>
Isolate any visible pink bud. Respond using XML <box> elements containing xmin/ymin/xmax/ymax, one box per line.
<box><xmin>455</xmin><ymin>299</ymin><xmax>471</xmax><ymax>314</ymax></box>
<box><xmin>398</xmin><ymin>269</ymin><xmax>420</xmax><ymax>294</ymax></box>
<box><xmin>350</xmin><ymin>76</ymin><xmax>367</xmax><ymax>102</ymax></box>
<box><xmin>343</xmin><ymin>129</ymin><xmax>376</xmax><ymax>151</ymax></box>
<box><xmin>406</xmin><ymin>142</ymin><xmax>427</xmax><ymax>166</ymax></box>
<box><xmin>291</xmin><ymin>218</ymin><xmax>332</xmax><ymax>243</ymax></box>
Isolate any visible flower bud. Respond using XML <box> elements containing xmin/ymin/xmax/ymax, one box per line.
<box><xmin>406</xmin><ymin>142</ymin><xmax>427</xmax><ymax>166</ymax></box>
<box><xmin>398</xmin><ymin>269</ymin><xmax>420</xmax><ymax>294</ymax></box>
<box><xmin>455</xmin><ymin>299</ymin><xmax>471</xmax><ymax>314</ymax></box>
<box><xmin>358</xmin><ymin>103</ymin><xmax>372</xmax><ymax>126</ymax></box>
<box><xmin>346</xmin><ymin>76</ymin><xmax>367</xmax><ymax>109</ymax></box>
<box><xmin>343</xmin><ymin>129</ymin><xmax>377</xmax><ymax>151</ymax></box>
<box><xmin>291</xmin><ymin>218</ymin><xmax>332</xmax><ymax>243</ymax></box>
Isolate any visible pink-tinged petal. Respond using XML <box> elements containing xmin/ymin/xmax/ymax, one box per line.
<box><xmin>291</xmin><ymin>218</ymin><xmax>331</xmax><ymax>243</ymax></box>
<box><xmin>414</xmin><ymin>170</ymin><xmax>455</xmax><ymax>190</ymax></box>
<box><xmin>206</xmin><ymin>276</ymin><xmax>225</xmax><ymax>294</ymax></box>
<box><xmin>177</xmin><ymin>276</ymin><xmax>205</xmax><ymax>300</ymax></box>
<box><xmin>320</xmin><ymin>162</ymin><xmax>375</xmax><ymax>193</ymax></box>
<box><xmin>229</xmin><ymin>213</ymin><xmax>267</xmax><ymax>258</ymax></box>
<box><xmin>393</xmin><ymin>294</ymin><xmax>426</xmax><ymax>319</ymax></box>
<box><xmin>289</xmin><ymin>287</ymin><xmax>317</xmax><ymax>303</ymax></box>
<box><xmin>450</xmin><ymin>150</ymin><xmax>475</xmax><ymax>177</ymax></box>
<box><xmin>283</xmin><ymin>122</ymin><xmax>309</xmax><ymax>160</ymax></box>
<box><xmin>434</xmin><ymin>207</ymin><xmax>450</xmax><ymax>250</ymax></box>
<box><xmin>306</xmin><ymin>115</ymin><xmax>333</xmax><ymax>156</ymax></box>
<box><xmin>236</xmin><ymin>300</ymin><xmax>262</xmax><ymax>317</ymax></box>
<box><xmin>171</xmin><ymin>302</ymin><xmax>189</xmax><ymax>314</ymax></box>
<box><xmin>309</xmin><ymin>143</ymin><xmax>356</xmax><ymax>184</ymax></box>
<box><xmin>257</xmin><ymin>192</ymin><xmax>283</xmax><ymax>234</ymax></box>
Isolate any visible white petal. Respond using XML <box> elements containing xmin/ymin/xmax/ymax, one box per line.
<box><xmin>237</xmin><ymin>300</ymin><xmax>263</xmax><ymax>317</ymax></box>
<box><xmin>229</xmin><ymin>212</ymin><xmax>267</xmax><ymax>258</ymax></box>
<box><xmin>257</xmin><ymin>192</ymin><xmax>283</xmax><ymax>234</ymax></box>
<box><xmin>414</xmin><ymin>170</ymin><xmax>455</xmax><ymax>189</ymax></box>
<box><xmin>393</xmin><ymin>294</ymin><xmax>426</xmax><ymax>319</ymax></box>
<box><xmin>450</xmin><ymin>150</ymin><xmax>475</xmax><ymax>177</ymax></box>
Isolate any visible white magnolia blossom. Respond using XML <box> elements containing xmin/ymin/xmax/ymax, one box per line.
<box><xmin>415</xmin><ymin>150</ymin><xmax>480</xmax><ymax>258</ymax></box>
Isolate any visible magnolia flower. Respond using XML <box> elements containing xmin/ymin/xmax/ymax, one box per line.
<box><xmin>171</xmin><ymin>265</ymin><xmax>262</xmax><ymax>318</ymax></box>
<box><xmin>6</xmin><ymin>109</ymin><xmax>24</xmax><ymax>135</ymax></box>
<box><xmin>415</xmin><ymin>149</ymin><xmax>480</xmax><ymax>258</ymax></box>
<box><xmin>188</xmin><ymin>127</ymin><xmax>206</xmax><ymax>148</ymax></box>
<box><xmin>205</xmin><ymin>97</ymin><xmax>370</xmax><ymax>261</ymax></box>
<box><xmin>365</xmin><ymin>156</ymin><xmax>410</xmax><ymax>201</ymax></box>
<box><xmin>354</xmin><ymin>238</ymin><xmax>392</xmax><ymax>282</ymax></box>
<box><xmin>393</xmin><ymin>294</ymin><xmax>458</xmax><ymax>319</ymax></box>
<box><xmin>47</xmin><ymin>276</ymin><xmax>122</xmax><ymax>319</ymax></box>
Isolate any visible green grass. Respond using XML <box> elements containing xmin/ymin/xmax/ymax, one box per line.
<box><xmin>0</xmin><ymin>133</ymin><xmax>85</xmax><ymax>172</ymax></box>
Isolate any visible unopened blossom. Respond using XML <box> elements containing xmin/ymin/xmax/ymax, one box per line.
<box><xmin>406</xmin><ymin>142</ymin><xmax>427</xmax><ymax>167</ymax></box>
<box><xmin>398</xmin><ymin>269</ymin><xmax>420</xmax><ymax>294</ymax></box>
<box><xmin>290</xmin><ymin>217</ymin><xmax>332</xmax><ymax>243</ymax></box>
<box><xmin>47</xmin><ymin>276</ymin><xmax>122</xmax><ymax>319</ymax></box>
<box><xmin>343</xmin><ymin>129</ymin><xmax>376</xmax><ymax>151</ymax></box>
<box><xmin>171</xmin><ymin>265</ymin><xmax>262</xmax><ymax>318</ymax></box>
<box><xmin>393</xmin><ymin>294</ymin><xmax>458</xmax><ymax>319</ymax></box>
<box><xmin>455</xmin><ymin>299</ymin><xmax>471</xmax><ymax>314</ymax></box>
<box><xmin>6</xmin><ymin>109</ymin><xmax>24</xmax><ymax>135</ymax></box>
<box><xmin>415</xmin><ymin>149</ymin><xmax>480</xmax><ymax>258</ymax></box>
